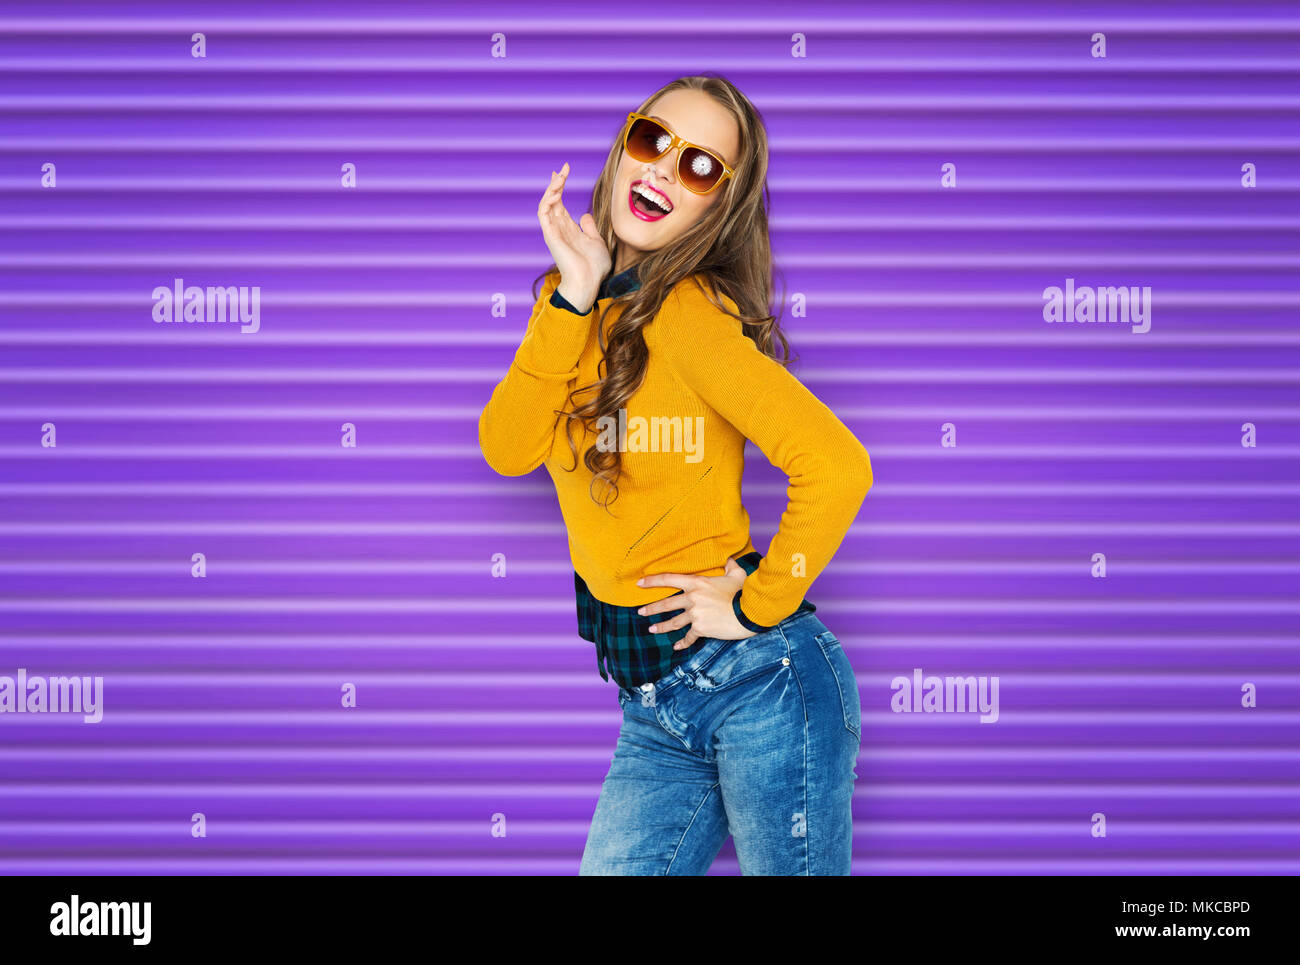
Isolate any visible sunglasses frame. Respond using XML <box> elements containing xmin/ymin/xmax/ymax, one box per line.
<box><xmin>620</xmin><ymin>111</ymin><xmax>736</xmax><ymax>196</ymax></box>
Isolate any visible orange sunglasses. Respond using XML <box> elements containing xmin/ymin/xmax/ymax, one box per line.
<box><xmin>620</xmin><ymin>111</ymin><xmax>735</xmax><ymax>196</ymax></box>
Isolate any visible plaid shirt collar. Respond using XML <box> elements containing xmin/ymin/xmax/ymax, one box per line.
<box><xmin>601</xmin><ymin>262</ymin><xmax>640</xmax><ymax>300</ymax></box>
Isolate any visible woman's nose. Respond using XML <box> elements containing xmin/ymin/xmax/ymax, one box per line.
<box><xmin>646</xmin><ymin>152</ymin><xmax>677</xmax><ymax>184</ymax></box>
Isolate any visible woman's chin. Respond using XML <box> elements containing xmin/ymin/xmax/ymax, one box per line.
<box><xmin>612</xmin><ymin>219</ymin><xmax>667</xmax><ymax>259</ymax></box>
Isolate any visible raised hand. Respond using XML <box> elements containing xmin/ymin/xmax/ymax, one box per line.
<box><xmin>537</xmin><ymin>162</ymin><xmax>612</xmax><ymax>313</ymax></box>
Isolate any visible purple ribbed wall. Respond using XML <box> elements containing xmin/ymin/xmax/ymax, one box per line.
<box><xmin>0</xmin><ymin>1</ymin><xmax>1297</xmax><ymax>874</ymax></box>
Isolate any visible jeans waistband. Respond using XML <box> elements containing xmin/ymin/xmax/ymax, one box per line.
<box><xmin>616</xmin><ymin>608</ymin><xmax>820</xmax><ymax>704</ymax></box>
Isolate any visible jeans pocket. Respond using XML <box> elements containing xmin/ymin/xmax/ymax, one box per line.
<box><xmin>815</xmin><ymin>630</ymin><xmax>862</xmax><ymax>739</ymax></box>
<box><xmin>690</xmin><ymin>628</ymin><xmax>788</xmax><ymax>693</ymax></box>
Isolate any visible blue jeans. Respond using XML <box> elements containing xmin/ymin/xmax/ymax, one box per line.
<box><xmin>580</xmin><ymin>609</ymin><xmax>862</xmax><ymax>875</ymax></box>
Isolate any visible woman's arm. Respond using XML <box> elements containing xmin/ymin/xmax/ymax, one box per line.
<box><xmin>480</xmin><ymin>164</ymin><xmax>610</xmax><ymax>476</ymax></box>
<box><xmin>477</xmin><ymin>272</ymin><xmax>592</xmax><ymax>476</ymax></box>
<box><xmin>652</xmin><ymin>276</ymin><xmax>873</xmax><ymax>628</ymax></box>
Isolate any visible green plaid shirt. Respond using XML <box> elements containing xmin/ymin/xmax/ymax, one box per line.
<box><xmin>574</xmin><ymin>550</ymin><xmax>817</xmax><ymax>689</ymax></box>
<box><xmin>551</xmin><ymin>266</ymin><xmax>817</xmax><ymax>689</ymax></box>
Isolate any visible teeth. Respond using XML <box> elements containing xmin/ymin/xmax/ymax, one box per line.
<box><xmin>633</xmin><ymin>182</ymin><xmax>672</xmax><ymax>213</ymax></box>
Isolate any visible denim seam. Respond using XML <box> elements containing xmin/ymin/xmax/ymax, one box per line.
<box><xmin>780</xmin><ymin>623</ymin><xmax>812</xmax><ymax>876</ymax></box>
<box><xmin>658</xmin><ymin>702</ymin><xmax>697</xmax><ymax>754</ymax></box>
<box><xmin>665</xmin><ymin>781</ymin><xmax>722</xmax><ymax>875</ymax></box>
<box><xmin>769</xmin><ymin>624</ymin><xmax>811</xmax><ymax>879</ymax></box>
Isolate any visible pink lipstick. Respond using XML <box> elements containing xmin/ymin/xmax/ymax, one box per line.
<box><xmin>628</xmin><ymin>179</ymin><xmax>672</xmax><ymax>222</ymax></box>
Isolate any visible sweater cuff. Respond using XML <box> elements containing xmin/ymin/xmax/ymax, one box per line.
<box><xmin>550</xmin><ymin>287</ymin><xmax>592</xmax><ymax>317</ymax></box>
<box><xmin>512</xmin><ymin>286</ymin><xmax>593</xmax><ymax>379</ymax></box>
<box><xmin>732</xmin><ymin>589</ymin><xmax>776</xmax><ymax>633</ymax></box>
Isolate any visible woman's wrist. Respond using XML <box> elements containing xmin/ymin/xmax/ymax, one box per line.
<box><xmin>731</xmin><ymin>588</ymin><xmax>776</xmax><ymax>633</ymax></box>
<box><xmin>555</xmin><ymin>280</ymin><xmax>597</xmax><ymax>315</ymax></box>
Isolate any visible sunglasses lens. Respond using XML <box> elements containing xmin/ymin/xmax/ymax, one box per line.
<box><xmin>626</xmin><ymin>117</ymin><xmax>672</xmax><ymax>162</ymax></box>
<box><xmin>626</xmin><ymin>116</ymin><xmax>727</xmax><ymax>194</ymax></box>
<box><xmin>679</xmin><ymin>147</ymin><xmax>724</xmax><ymax>193</ymax></box>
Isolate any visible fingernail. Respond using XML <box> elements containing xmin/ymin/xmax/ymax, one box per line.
<box><xmin>636</xmin><ymin>578</ymin><xmax>644</xmax><ymax>585</ymax></box>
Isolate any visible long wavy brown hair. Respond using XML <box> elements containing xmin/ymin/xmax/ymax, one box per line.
<box><xmin>531</xmin><ymin>74</ymin><xmax>798</xmax><ymax>511</ymax></box>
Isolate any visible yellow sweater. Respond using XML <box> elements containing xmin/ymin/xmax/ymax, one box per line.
<box><xmin>478</xmin><ymin>271</ymin><xmax>873</xmax><ymax>629</ymax></box>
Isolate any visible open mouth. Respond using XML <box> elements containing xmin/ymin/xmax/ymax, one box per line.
<box><xmin>628</xmin><ymin>180</ymin><xmax>673</xmax><ymax>221</ymax></box>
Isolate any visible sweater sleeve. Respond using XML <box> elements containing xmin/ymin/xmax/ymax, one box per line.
<box><xmin>652</xmin><ymin>276</ymin><xmax>873</xmax><ymax>629</ymax></box>
<box><xmin>478</xmin><ymin>272</ymin><xmax>593</xmax><ymax>476</ymax></box>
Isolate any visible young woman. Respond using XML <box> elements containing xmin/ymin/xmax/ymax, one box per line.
<box><xmin>479</xmin><ymin>75</ymin><xmax>873</xmax><ymax>875</ymax></box>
